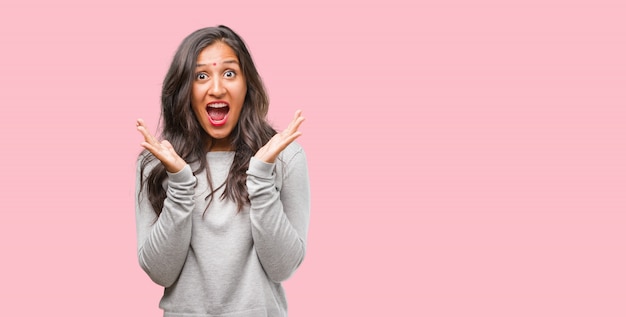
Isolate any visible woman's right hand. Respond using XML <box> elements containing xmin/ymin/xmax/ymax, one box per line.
<box><xmin>136</xmin><ymin>119</ymin><xmax>187</xmax><ymax>173</ymax></box>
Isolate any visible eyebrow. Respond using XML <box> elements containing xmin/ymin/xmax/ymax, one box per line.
<box><xmin>196</xmin><ymin>60</ymin><xmax>240</xmax><ymax>67</ymax></box>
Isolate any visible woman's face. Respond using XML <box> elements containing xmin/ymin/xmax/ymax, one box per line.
<box><xmin>191</xmin><ymin>41</ymin><xmax>247</xmax><ymax>151</ymax></box>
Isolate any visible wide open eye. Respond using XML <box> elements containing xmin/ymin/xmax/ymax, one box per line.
<box><xmin>196</xmin><ymin>73</ymin><xmax>208</xmax><ymax>80</ymax></box>
<box><xmin>224</xmin><ymin>70</ymin><xmax>236</xmax><ymax>78</ymax></box>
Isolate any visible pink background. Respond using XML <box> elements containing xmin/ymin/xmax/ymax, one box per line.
<box><xmin>1</xmin><ymin>0</ymin><xmax>624</xmax><ymax>315</ymax></box>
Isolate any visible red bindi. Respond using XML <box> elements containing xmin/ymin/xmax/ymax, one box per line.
<box><xmin>213</xmin><ymin>63</ymin><xmax>217</xmax><ymax>66</ymax></box>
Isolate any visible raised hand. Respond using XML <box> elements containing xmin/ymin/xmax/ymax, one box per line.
<box><xmin>136</xmin><ymin>119</ymin><xmax>187</xmax><ymax>173</ymax></box>
<box><xmin>255</xmin><ymin>110</ymin><xmax>305</xmax><ymax>163</ymax></box>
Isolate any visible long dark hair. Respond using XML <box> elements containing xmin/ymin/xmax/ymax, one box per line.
<box><xmin>139</xmin><ymin>25</ymin><xmax>276</xmax><ymax>215</ymax></box>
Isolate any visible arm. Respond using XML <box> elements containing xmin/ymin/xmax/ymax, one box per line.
<box><xmin>246</xmin><ymin>144</ymin><xmax>311</xmax><ymax>282</ymax></box>
<box><xmin>135</xmin><ymin>119</ymin><xmax>194</xmax><ymax>287</ymax></box>
<box><xmin>135</xmin><ymin>163</ymin><xmax>196</xmax><ymax>287</ymax></box>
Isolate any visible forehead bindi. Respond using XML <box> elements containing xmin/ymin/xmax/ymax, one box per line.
<box><xmin>196</xmin><ymin>60</ymin><xmax>240</xmax><ymax>68</ymax></box>
<box><xmin>196</xmin><ymin>43</ymin><xmax>239</xmax><ymax>68</ymax></box>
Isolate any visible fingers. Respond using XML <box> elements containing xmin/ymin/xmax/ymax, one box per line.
<box><xmin>253</xmin><ymin>110</ymin><xmax>306</xmax><ymax>163</ymax></box>
<box><xmin>140</xmin><ymin>140</ymin><xmax>157</xmax><ymax>152</ymax></box>
<box><xmin>161</xmin><ymin>140</ymin><xmax>175</xmax><ymax>151</ymax></box>
<box><xmin>136</xmin><ymin>118</ymin><xmax>149</xmax><ymax>132</ymax></box>
<box><xmin>137</xmin><ymin>119</ymin><xmax>163</xmax><ymax>157</ymax></box>
<box><xmin>285</xmin><ymin>110</ymin><xmax>305</xmax><ymax>136</ymax></box>
<box><xmin>284</xmin><ymin>131</ymin><xmax>302</xmax><ymax>145</ymax></box>
<box><xmin>277</xmin><ymin>110</ymin><xmax>304</xmax><ymax>146</ymax></box>
<box><xmin>293</xmin><ymin>109</ymin><xmax>303</xmax><ymax>120</ymax></box>
<box><xmin>136</xmin><ymin>118</ymin><xmax>158</xmax><ymax>145</ymax></box>
<box><xmin>292</xmin><ymin>110</ymin><xmax>304</xmax><ymax>125</ymax></box>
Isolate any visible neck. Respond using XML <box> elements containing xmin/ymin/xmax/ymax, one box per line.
<box><xmin>207</xmin><ymin>137</ymin><xmax>232</xmax><ymax>152</ymax></box>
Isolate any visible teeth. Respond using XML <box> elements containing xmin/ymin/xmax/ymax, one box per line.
<box><xmin>208</xmin><ymin>103</ymin><xmax>228</xmax><ymax>108</ymax></box>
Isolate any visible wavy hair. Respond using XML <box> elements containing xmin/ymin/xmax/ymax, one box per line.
<box><xmin>139</xmin><ymin>25</ymin><xmax>276</xmax><ymax>215</ymax></box>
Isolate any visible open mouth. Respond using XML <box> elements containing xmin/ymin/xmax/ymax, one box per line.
<box><xmin>206</xmin><ymin>102</ymin><xmax>230</xmax><ymax>126</ymax></box>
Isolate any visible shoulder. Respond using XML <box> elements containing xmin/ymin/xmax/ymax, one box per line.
<box><xmin>136</xmin><ymin>150</ymin><xmax>154</xmax><ymax>172</ymax></box>
<box><xmin>136</xmin><ymin>150</ymin><xmax>158</xmax><ymax>171</ymax></box>
<box><xmin>274</xmin><ymin>142</ymin><xmax>308</xmax><ymax>179</ymax></box>
<box><xmin>277</xmin><ymin>142</ymin><xmax>306</xmax><ymax>166</ymax></box>
<box><xmin>280</xmin><ymin>141</ymin><xmax>306</xmax><ymax>160</ymax></box>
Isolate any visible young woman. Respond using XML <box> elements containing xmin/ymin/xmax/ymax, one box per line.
<box><xmin>135</xmin><ymin>25</ymin><xmax>310</xmax><ymax>317</ymax></box>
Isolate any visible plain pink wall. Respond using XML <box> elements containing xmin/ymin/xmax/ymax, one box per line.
<box><xmin>0</xmin><ymin>0</ymin><xmax>624</xmax><ymax>315</ymax></box>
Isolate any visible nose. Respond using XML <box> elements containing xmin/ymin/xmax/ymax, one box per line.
<box><xmin>208</xmin><ymin>77</ymin><xmax>226</xmax><ymax>97</ymax></box>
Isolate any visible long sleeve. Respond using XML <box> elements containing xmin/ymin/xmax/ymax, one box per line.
<box><xmin>246</xmin><ymin>143</ymin><xmax>311</xmax><ymax>283</ymax></box>
<box><xmin>135</xmin><ymin>162</ymin><xmax>196</xmax><ymax>287</ymax></box>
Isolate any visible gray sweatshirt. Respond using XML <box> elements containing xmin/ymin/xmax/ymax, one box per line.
<box><xmin>135</xmin><ymin>143</ymin><xmax>310</xmax><ymax>317</ymax></box>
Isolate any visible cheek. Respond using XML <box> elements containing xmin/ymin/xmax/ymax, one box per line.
<box><xmin>237</xmin><ymin>84</ymin><xmax>248</xmax><ymax>102</ymax></box>
<box><xmin>191</xmin><ymin>86</ymin><xmax>203</xmax><ymax>103</ymax></box>
<box><xmin>191</xmin><ymin>106</ymin><xmax>204</xmax><ymax>123</ymax></box>
<box><xmin>190</xmin><ymin>89</ymin><xmax>205</xmax><ymax>115</ymax></box>
<box><xmin>191</xmin><ymin>100</ymin><xmax>202</xmax><ymax>117</ymax></box>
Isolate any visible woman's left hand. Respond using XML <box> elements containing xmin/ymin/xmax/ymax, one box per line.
<box><xmin>255</xmin><ymin>110</ymin><xmax>305</xmax><ymax>163</ymax></box>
